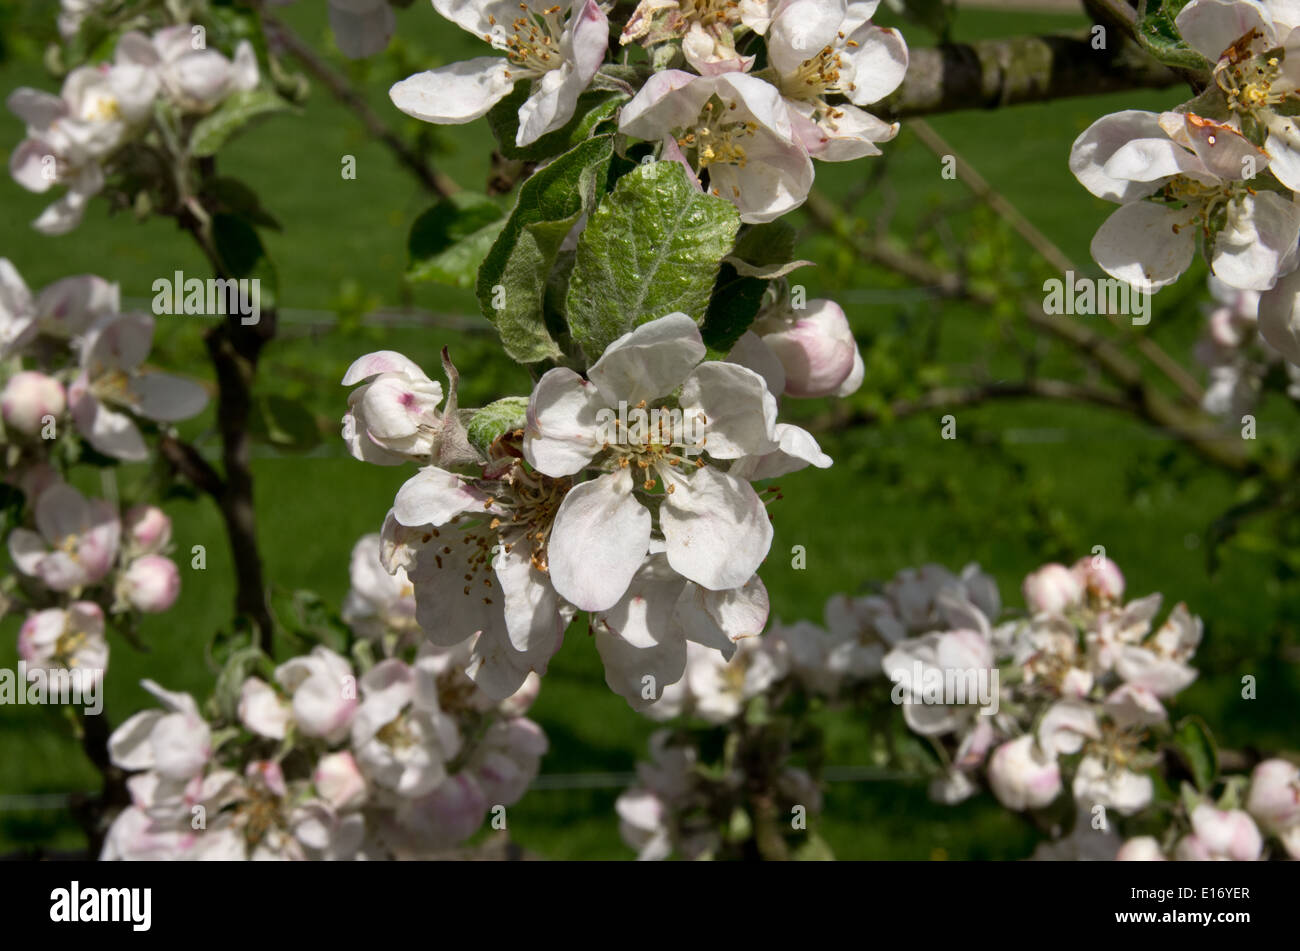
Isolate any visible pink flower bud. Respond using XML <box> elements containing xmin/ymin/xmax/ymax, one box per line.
<box><xmin>314</xmin><ymin>751</ymin><xmax>368</xmax><ymax>811</ymax></box>
<box><xmin>1186</xmin><ymin>804</ymin><xmax>1263</xmax><ymax>861</ymax></box>
<box><xmin>1072</xmin><ymin>556</ymin><xmax>1125</xmax><ymax>602</ymax></box>
<box><xmin>120</xmin><ymin>554</ymin><xmax>180</xmax><ymax>613</ymax></box>
<box><xmin>1022</xmin><ymin>563</ymin><xmax>1084</xmax><ymax>615</ymax></box>
<box><xmin>1246</xmin><ymin>759</ymin><xmax>1300</xmax><ymax>832</ymax></box>
<box><xmin>987</xmin><ymin>735</ymin><xmax>1062</xmax><ymax>811</ymax></box>
<box><xmin>122</xmin><ymin>504</ymin><xmax>172</xmax><ymax>555</ymax></box>
<box><xmin>1116</xmin><ymin>836</ymin><xmax>1166</xmax><ymax>860</ymax></box>
<box><xmin>1</xmin><ymin>371</ymin><xmax>65</xmax><ymax>436</ymax></box>
<box><xmin>757</xmin><ymin>299</ymin><xmax>858</xmax><ymax>398</ymax></box>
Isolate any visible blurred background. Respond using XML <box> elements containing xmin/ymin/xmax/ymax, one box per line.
<box><xmin>1</xmin><ymin>0</ymin><xmax>1296</xmax><ymax>859</ymax></box>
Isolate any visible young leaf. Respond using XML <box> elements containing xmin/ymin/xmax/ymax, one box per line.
<box><xmin>566</xmin><ymin>161</ymin><xmax>740</xmax><ymax>360</ymax></box>
<box><xmin>476</xmin><ymin>134</ymin><xmax>615</xmax><ymax>364</ymax></box>
<box><xmin>1172</xmin><ymin>715</ymin><xmax>1219</xmax><ymax>793</ymax></box>
<box><xmin>189</xmin><ymin>89</ymin><xmax>292</xmax><ymax>158</ymax></box>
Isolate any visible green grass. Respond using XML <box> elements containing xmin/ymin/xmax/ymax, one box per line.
<box><xmin>0</xmin><ymin>2</ymin><xmax>1296</xmax><ymax>859</ymax></box>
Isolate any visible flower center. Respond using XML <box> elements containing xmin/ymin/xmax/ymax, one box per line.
<box><xmin>80</xmin><ymin>90</ymin><xmax>122</xmax><ymax>123</ymax></box>
<box><xmin>678</xmin><ymin>0</ymin><xmax>742</xmax><ymax>27</ymax></box>
<box><xmin>599</xmin><ymin>400</ymin><xmax>706</xmax><ymax>491</ymax></box>
<box><xmin>493</xmin><ymin>3</ymin><xmax>567</xmax><ymax>76</ymax></box>
<box><xmin>376</xmin><ymin>715</ymin><xmax>417</xmax><ymax>750</ymax></box>
<box><xmin>54</xmin><ymin>620</ymin><xmax>88</xmax><ymax>667</ymax></box>
<box><xmin>677</xmin><ymin>99</ymin><xmax>759</xmax><ymax>172</ymax></box>
<box><xmin>780</xmin><ymin>37</ymin><xmax>860</xmax><ymax>107</ymax></box>
<box><xmin>1216</xmin><ymin>55</ymin><xmax>1291</xmax><ymax>113</ymax></box>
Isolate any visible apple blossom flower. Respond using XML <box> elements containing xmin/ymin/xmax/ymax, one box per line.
<box><xmin>1113</xmin><ymin>602</ymin><xmax>1201</xmax><ymax>697</ymax></box>
<box><xmin>766</xmin><ymin>0</ymin><xmax>907</xmax><ymax>162</ymax></box>
<box><xmin>467</xmin><ymin>716</ymin><xmax>549</xmax><ymax>804</ymax></box>
<box><xmin>750</xmin><ymin>298</ymin><xmax>863</xmax><ymax>397</ymax></box>
<box><xmin>275</xmin><ymin>646</ymin><xmax>359</xmax><ymax>743</ymax></box>
<box><xmin>1069</xmin><ymin>109</ymin><xmax>1300</xmax><ymax>291</ymax></box>
<box><xmin>524</xmin><ymin>312</ymin><xmax>828</xmax><ymax>609</ymax></box>
<box><xmin>619</xmin><ymin>72</ymin><xmax>815</xmax><ymax>222</ymax></box>
<box><xmin>1</xmin><ymin>371</ymin><xmax>65</xmax><ymax>436</ymax></box>
<box><xmin>0</xmin><ymin>270</ymin><xmax>120</xmax><ymax>359</ymax></box>
<box><xmin>121</xmin><ymin>504</ymin><xmax>172</xmax><ymax>557</ymax></box>
<box><xmin>617</xmin><ymin>788</ymin><xmax>674</xmax><ymax>861</ymax></box>
<box><xmin>238</xmin><ymin>676</ymin><xmax>291</xmax><ymax>740</ymax></box>
<box><xmin>1246</xmin><ymin>758</ymin><xmax>1300</xmax><ymax>858</ymax></box>
<box><xmin>1175</xmin><ymin>804</ymin><xmax>1264</xmax><ymax>861</ymax></box>
<box><xmin>390</xmin><ymin>1</ymin><xmax>608</xmax><ymax>147</ymax></box>
<box><xmin>1071</xmin><ymin>555</ymin><xmax>1125</xmax><ymax>604</ymax></box>
<box><xmin>119</xmin><ymin>26</ymin><xmax>258</xmax><ymax>114</ymax></box>
<box><xmin>1073</xmin><ymin>752</ymin><xmax>1154</xmax><ymax>815</ymax></box>
<box><xmin>7</xmin><ymin>482</ymin><xmax>120</xmax><ymax>591</ymax></box>
<box><xmin>823</xmin><ymin>591</ymin><xmax>907</xmax><ymax>679</ymax></box>
<box><xmin>341</xmin><ymin>533</ymin><xmax>419</xmax><ymax>642</ymax></box>
<box><xmin>382</xmin><ymin>774</ymin><xmax>490</xmax><ymax>856</ymax></box>
<box><xmin>350</xmin><ymin>657</ymin><xmax>462</xmax><ymax>797</ymax></box>
<box><xmin>1175</xmin><ymin>0</ymin><xmax>1300</xmax><ymax>189</ymax></box>
<box><xmin>987</xmin><ymin>735</ymin><xmax>1062</xmax><ymax>811</ymax></box>
<box><xmin>117</xmin><ymin>554</ymin><xmax>181</xmax><ymax>613</ymax></box>
<box><xmin>764</xmin><ymin>619</ymin><xmax>836</xmax><ymax>693</ymax></box>
<box><xmin>109</xmin><ymin>681</ymin><xmax>212</xmax><ymax>781</ymax></box>
<box><xmin>313</xmin><ymin>751</ymin><xmax>369</xmax><ymax>812</ymax></box>
<box><xmin>882</xmin><ymin>625</ymin><xmax>998</xmax><ymax>737</ymax></box>
<box><xmin>17</xmin><ymin>601</ymin><xmax>108</xmax><ymax>683</ymax></box>
<box><xmin>0</xmin><ymin>260</ymin><xmax>35</xmax><ymax>357</ymax></box>
<box><xmin>1116</xmin><ymin>836</ymin><xmax>1168</xmax><ymax>860</ymax></box>
<box><xmin>340</xmin><ymin>350</ymin><xmax>458</xmax><ymax>465</ymax></box>
<box><xmin>1022</xmin><ymin>562</ymin><xmax>1084</xmax><ymax>615</ymax></box>
<box><xmin>69</xmin><ymin>311</ymin><xmax>209</xmax><ymax>462</ymax></box>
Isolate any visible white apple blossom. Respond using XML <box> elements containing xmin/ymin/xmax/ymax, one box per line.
<box><xmin>749</xmin><ymin>298</ymin><xmax>863</xmax><ymax>398</ymax></box>
<box><xmin>620</xmin><ymin>71</ymin><xmax>815</xmax><ymax>222</ymax></box>
<box><xmin>108</xmin><ymin>681</ymin><xmax>212</xmax><ymax>781</ymax></box>
<box><xmin>121</xmin><ymin>504</ymin><xmax>172</xmax><ymax>557</ymax></box>
<box><xmin>69</xmin><ymin>311</ymin><xmax>209</xmax><ymax>462</ymax></box>
<box><xmin>275</xmin><ymin>646</ymin><xmax>359</xmax><ymax>743</ymax></box>
<box><xmin>120</xmin><ymin>26</ymin><xmax>258</xmax><ymax>114</ymax></box>
<box><xmin>1022</xmin><ymin>562</ymin><xmax>1084</xmax><ymax>615</ymax></box>
<box><xmin>0</xmin><ymin>269</ymin><xmax>119</xmax><ymax>360</ymax></box>
<box><xmin>1116</xmin><ymin>836</ymin><xmax>1168</xmax><ymax>860</ymax></box>
<box><xmin>313</xmin><ymin>751</ymin><xmax>369</xmax><ymax>812</ymax></box>
<box><xmin>7</xmin><ymin>482</ymin><xmax>120</xmax><ymax>591</ymax></box>
<box><xmin>341</xmin><ymin>350</ymin><xmax>460</xmax><ymax>465</ymax></box>
<box><xmin>620</xmin><ymin>0</ymin><xmax>777</xmax><ymax>73</ymax></box>
<box><xmin>341</xmin><ymin>533</ymin><xmax>419</xmax><ymax>642</ymax></box>
<box><xmin>987</xmin><ymin>735</ymin><xmax>1063</xmax><ymax>811</ymax></box>
<box><xmin>766</xmin><ymin>0</ymin><xmax>906</xmax><ymax>162</ymax></box>
<box><xmin>17</xmin><ymin>601</ymin><xmax>108</xmax><ymax>683</ymax></box>
<box><xmin>1175</xmin><ymin>803</ymin><xmax>1264</xmax><ymax>860</ymax></box>
<box><xmin>116</xmin><ymin>553</ymin><xmax>181</xmax><ymax>613</ymax></box>
<box><xmin>1113</xmin><ymin>602</ymin><xmax>1201</xmax><ymax>697</ymax></box>
<box><xmin>390</xmin><ymin>1</ymin><xmax>609</xmax><ymax>147</ymax></box>
<box><xmin>524</xmin><ymin>312</ymin><xmax>828</xmax><ymax>610</ymax></box>
<box><xmin>1072</xmin><ymin>752</ymin><xmax>1155</xmax><ymax>816</ymax></box>
<box><xmin>238</xmin><ymin>676</ymin><xmax>292</xmax><ymax>740</ymax></box>
<box><xmin>1246</xmin><ymin>758</ymin><xmax>1300</xmax><ymax>858</ymax></box>
<box><xmin>1070</xmin><ymin>109</ymin><xmax>1300</xmax><ymax>291</ymax></box>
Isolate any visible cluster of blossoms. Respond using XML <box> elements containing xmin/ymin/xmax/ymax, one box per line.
<box><xmin>1194</xmin><ymin>275</ymin><xmax>1300</xmax><ymax>418</ymax></box>
<box><xmin>102</xmin><ymin>533</ymin><xmax>548</xmax><ymax>860</ymax></box>
<box><xmin>2</xmin><ymin>261</ymin><xmax>200</xmax><ymax>692</ymax></box>
<box><xmin>618</xmin><ymin>555</ymin><xmax>1298</xmax><ymax>860</ymax></box>
<box><xmin>390</xmin><ymin>0</ymin><xmax>907</xmax><ymax>221</ymax></box>
<box><xmin>8</xmin><ymin>23</ymin><xmax>258</xmax><ymax>234</ymax></box>
<box><xmin>1070</xmin><ymin>0</ymin><xmax>1300</xmax><ymax>375</ymax></box>
<box><xmin>342</xmin><ymin>312</ymin><xmax>834</xmax><ymax>710</ymax></box>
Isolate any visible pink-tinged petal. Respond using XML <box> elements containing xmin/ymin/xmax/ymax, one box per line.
<box><xmin>758</xmin><ymin>298</ymin><xmax>857</xmax><ymax>397</ymax></box>
<box><xmin>1090</xmin><ymin>200</ymin><xmax>1195</xmax><ymax>292</ymax></box>
<box><xmin>523</xmin><ymin>366</ymin><xmax>604</xmax><ymax>476</ymax></box>
<box><xmin>714</xmin><ymin>71</ymin><xmax>795</xmax><ymax>141</ymax></box>
<box><xmin>35</xmin><ymin>274</ymin><xmax>118</xmax><ymax>336</ymax></box>
<box><xmin>1212</xmin><ymin>191</ymin><xmax>1300</xmax><ymax>291</ymax></box>
<box><xmin>835</xmin><ymin>346</ymin><xmax>865</xmax><ymax>396</ymax></box>
<box><xmin>130</xmin><ymin>372</ymin><xmax>209</xmax><ymax>422</ymax></box>
<box><xmin>1258</xmin><ymin>267</ymin><xmax>1300</xmax><ymax>364</ymax></box>
<box><xmin>619</xmin><ymin>70</ymin><xmax>712</xmax><ymax>142</ymax></box>
<box><xmin>85</xmin><ymin>311</ymin><xmax>153</xmax><ymax>373</ymax></box>
<box><xmin>676</xmin><ymin>574</ymin><xmax>769</xmax><ymax>655</ymax></box>
<box><xmin>1182</xmin><ymin>114</ymin><xmax>1267</xmax><ymax>181</ymax></box>
<box><xmin>727</xmin><ymin>331</ymin><xmax>786</xmax><ymax>396</ymax></box>
<box><xmin>661</xmin><ymin>135</ymin><xmax>704</xmax><ymax>191</ymax></box>
<box><xmin>586</xmin><ymin>312</ymin><xmax>706</xmax><ymax>404</ymax></box>
<box><xmin>7</xmin><ymin>528</ymin><xmax>47</xmax><ymax>576</ymax></box>
<box><xmin>517</xmin><ymin>65</ymin><xmax>585</xmax><ymax>146</ymax></box>
<box><xmin>768</xmin><ymin>0</ymin><xmax>848</xmax><ymax>75</ymax></box>
<box><xmin>661</xmin><ymin>466</ymin><xmax>773</xmax><ymax>589</ymax></box>
<box><xmin>341</xmin><ymin>350</ymin><xmax>429</xmax><ymax>386</ymax></box>
<box><xmin>843</xmin><ymin>25</ymin><xmax>909</xmax><ymax>105</ymax></box>
<box><xmin>1174</xmin><ymin>0</ymin><xmax>1274</xmax><ymax>63</ymax></box>
<box><xmin>565</xmin><ymin>0</ymin><xmax>609</xmax><ymax>82</ymax></box>
<box><xmin>1069</xmin><ymin>110</ymin><xmax>1171</xmax><ymax>202</ymax></box>
<box><xmin>728</xmin><ymin>422</ymin><xmax>832</xmax><ymax>480</ymax></box>
<box><xmin>9</xmin><ymin>139</ymin><xmax>55</xmax><ymax>193</ymax></box>
<box><xmin>708</xmin><ymin>134</ymin><xmax>813</xmax><ymax>222</ymax></box>
<box><xmin>548</xmin><ymin>469</ymin><xmax>650</xmax><ymax>610</ymax></box>
<box><xmin>393</xmin><ymin>466</ymin><xmax>487</xmax><ymax>527</ymax></box>
<box><xmin>390</xmin><ymin>57</ymin><xmax>517</xmax><ymax>125</ymax></box>
<box><xmin>679</xmin><ymin>361</ymin><xmax>778</xmax><ymax>459</ymax></box>
<box><xmin>7</xmin><ymin>87</ymin><xmax>67</xmax><ymax>129</ymax></box>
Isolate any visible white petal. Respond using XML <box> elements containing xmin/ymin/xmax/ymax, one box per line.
<box><xmin>547</xmin><ymin>469</ymin><xmax>651</xmax><ymax>610</ymax></box>
<box><xmin>586</xmin><ymin>312</ymin><xmax>706</xmax><ymax>404</ymax></box>
<box><xmin>1069</xmin><ymin>110</ymin><xmax>1171</xmax><ymax>203</ymax></box>
<box><xmin>523</xmin><ymin>366</ymin><xmax>604</xmax><ymax>476</ymax></box>
<box><xmin>1174</xmin><ymin>0</ymin><xmax>1274</xmax><ymax>63</ymax></box>
<box><xmin>1258</xmin><ymin>266</ymin><xmax>1300</xmax><ymax>364</ymax></box>
<box><xmin>679</xmin><ymin>361</ymin><xmax>777</xmax><ymax>459</ymax></box>
<box><xmin>390</xmin><ymin>57</ymin><xmax>516</xmax><ymax>125</ymax></box>
<box><xmin>769</xmin><ymin>0</ymin><xmax>848</xmax><ymax>75</ymax></box>
<box><xmin>1091</xmin><ymin>200</ymin><xmax>1195</xmax><ymax>292</ymax></box>
<box><xmin>341</xmin><ymin>350</ymin><xmax>430</xmax><ymax>386</ymax></box>
<box><xmin>844</xmin><ymin>24</ymin><xmax>909</xmax><ymax>106</ymax></box>
<box><xmin>661</xmin><ymin>466</ymin><xmax>773</xmax><ymax>589</ymax></box>
<box><xmin>728</xmin><ymin>422</ymin><xmax>832</xmax><ymax>480</ymax></box>
<box><xmin>1212</xmin><ymin>191</ymin><xmax>1300</xmax><ymax>291</ymax></box>
<box><xmin>393</xmin><ymin>466</ymin><xmax>486</xmax><ymax>526</ymax></box>
<box><xmin>130</xmin><ymin>372</ymin><xmax>209</xmax><ymax>421</ymax></box>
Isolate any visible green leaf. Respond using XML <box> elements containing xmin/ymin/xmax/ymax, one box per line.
<box><xmin>408</xmin><ymin>192</ymin><xmax>506</xmax><ymax>288</ymax></box>
<box><xmin>211</xmin><ymin>213</ymin><xmax>278</xmax><ymax>310</ymax></box>
<box><xmin>1172</xmin><ymin>715</ymin><xmax>1219</xmax><ymax>792</ymax></box>
<box><xmin>249</xmin><ymin>395</ymin><xmax>322</xmax><ymax>452</ymax></box>
<box><xmin>201</xmin><ymin>176</ymin><xmax>281</xmax><ymax>231</ymax></box>
<box><xmin>487</xmin><ymin>88</ymin><xmax>626</xmax><ymax>162</ymax></box>
<box><xmin>566</xmin><ymin>161</ymin><xmax>740</xmax><ymax>360</ymax></box>
<box><xmin>1136</xmin><ymin>0</ymin><xmax>1213</xmax><ymax>70</ymax></box>
<box><xmin>211</xmin><ymin>645</ymin><xmax>268</xmax><ymax>722</ymax></box>
<box><xmin>725</xmin><ymin>220</ymin><xmax>811</xmax><ymax>278</ymax></box>
<box><xmin>476</xmin><ymin>134</ymin><xmax>616</xmax><ymax>364</ymax></box>
<box><xmin>467</xmin><ymin>397</ymin><xmax>530</xmax><ymax>456</ymax></box>
<box><xmin>189</xmin><ymin>89</ymin><xmax>293</xmax><ymax>158</ymax></box>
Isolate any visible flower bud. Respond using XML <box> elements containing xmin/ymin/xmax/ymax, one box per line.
<box><xmin>314</xmin><ymin>751</ymin><xmax>368</xmax><ymax>812</ymax></box>
<box><xmin>1246</xmin><ymin>759</ymin><xmax>1300</xmax><ymax>832</ymax></box>
<box><xmin>756</xmin><ymin>299</ymin><xmax>858</xmax><ymax>398</ymax></box>
<box><xmin>1183</xmin><ymin>804</ymin><xmax>1263</xmax><ymax>861</ymax></box>
<box><xmin>1071</xmin><ymin>556</ymin><xmax>1125</xmax><ymax>603</ymax></box>
<box><xmin>1116</xmin><ymin>836</ymin><xmax>1166</xmax><ymax>861</ymax></box>
<box><xmin>1022</xmin><ymin>563</ymin><xmax>1084</xmax><ymax>615</ymax></box>
<box><xmin>1</xmin><ymin>371</ymin><xmax>65</xmax><ymax>436</ymax></box>
<box><xmin>122</xmin><ymin>504</ymin><xmax>172</xmax><ymax>555</ymax></box>
<box><xmin>120</xmin><ymin>554</ymin><xmax>180</xmax><ymax>613</ymax></box>
<box><xmin>987</xmin><ymin>735</ymin><xmax>1062</xmax><ymax>811</ymax></box>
